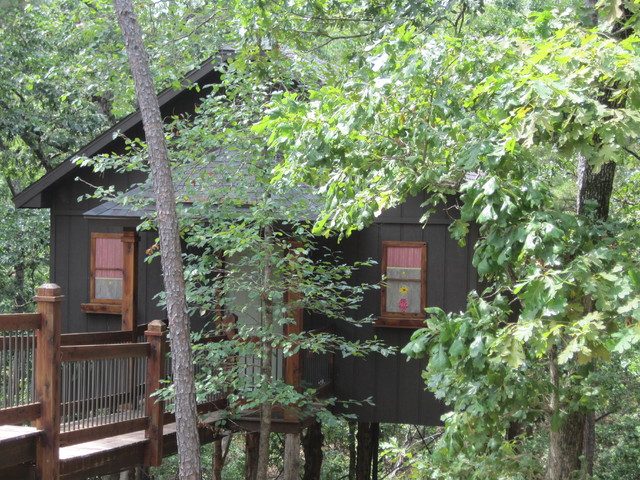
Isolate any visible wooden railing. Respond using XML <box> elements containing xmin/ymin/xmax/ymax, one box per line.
<box><xmin>0</xmin><ymin>313</ymin><xmax>40</xmax><ymax>424</ymax></box>
<box><xmin>0</xmin><ymin>285</ymin><xmax>171</xmax><ymax>478</ymax></box>
<box><xmin>0</xmin><ymin>284</ymin><xmax>335</xmax><ymax>479</ymax></box>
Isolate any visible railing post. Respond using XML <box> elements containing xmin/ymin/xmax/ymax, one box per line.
<box><xmin>34</xmin><ymin>283</ymin><xmax>63</xmax><ymax>480</ymax></box>
<box><xmin>144</xmin><ymin>320</ymin><xmax>166</xmax><ymax>466</ymax></box>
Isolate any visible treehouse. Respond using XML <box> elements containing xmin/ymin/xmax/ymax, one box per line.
<box><xmin>3</xmin><ymin>57</ymin><xmax>478</xmax><ymax>478</ymax></box>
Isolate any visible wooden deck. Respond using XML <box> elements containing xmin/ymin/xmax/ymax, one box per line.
<box><xmin>0</xmin><ymin>285</ymin><xmax>332</xmax><ymax>479</ymax></box>
<box><xmin>0</xmin><ymin>413</ymin><xmax>226</xmax><ymax>479</ymax></box>
<box><xmin>0</xmin><ymin>409</ymin><xmax>313</xmax><ymax>479</ymax></box>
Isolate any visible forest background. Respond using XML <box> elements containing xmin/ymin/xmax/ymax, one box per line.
<box><xmin>2</xmin><ymin>0</ymin><xmax>640</xmax><ymax>479</ymax></box>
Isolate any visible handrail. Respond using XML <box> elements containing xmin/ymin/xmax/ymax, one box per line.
<box><xmin>0</xmin><ymin>313</ymin><xmax>42</xmax><ymax>331</ymax></box>
<box><xmin>60</xmin><ymin>342</ymin><xmax>150</xmax><ymax>362</ymax></box>
<box><xmin>60</xmin><ymin>330</ymin><xmax>136</xmax><ymax>346</ymax></box>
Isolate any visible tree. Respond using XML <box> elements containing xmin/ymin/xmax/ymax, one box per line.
<box><xmin>112</xmin><ymin>0</ymin><xmax>202</xmax><ymax>478</ymax></box>
<box><xmin>261</xmin><ymin>1</ymin><xmax>640</xmax><ymax>478</ymax></box>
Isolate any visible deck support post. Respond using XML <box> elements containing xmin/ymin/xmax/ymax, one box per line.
<box><xmin>245</xmin><ymin>432</ymin><xmax>260</xmax><ymax>480</ymax></box>
<box><xmin>302</xmin><ymin>420</ymin><xmax>323</xmax><ymax>480</ymax></box>
<box><xmin>34</xmin><ymin>283</ymin><xmax>63</xmax><ymax>480</ymax></box>
<box><xmin>283</xmin><ymin>288</ymin><xmax>303</xmax><ymax>421</ymax></box>
<box><xmin>144</xmin><ymin>320</ymin><xmax>166</xmax><ymax>466</ymax></box>
<box><xmin>355</xmin><ymin>422</ymin><xmax>373</xmax><ymax>480</ymax></box>
<box><xmin>283</xmin><ymin>432</ymin><xmax>302</xmax><ymax>480</ymax></box>
<box><xmin>371</xmin><ymin>423</ymin><xmax>380</xmax><ymax>480</ymax></box>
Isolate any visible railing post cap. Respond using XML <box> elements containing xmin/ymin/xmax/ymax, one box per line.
<box><xmin>147</xmin><ymin>319</ymin><xmax>166</xmax><ymax>334</ymax></box>
<box><xmin>34</xmin><ymin>283</ymin><xmax>64</xmax><ymax>302</ymax></box>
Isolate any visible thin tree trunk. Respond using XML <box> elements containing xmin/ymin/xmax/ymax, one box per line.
<box><xmin>213</xmin><ymin>438</ymin><xmax>223</xmax><ymax>480</ymax></box>
<box><xmin>348</xmin><ymin>421</ymin><xmax>356</xmax><ymax>480</ymax></box>
<box><xmin>371</xmin><ymin>423</ymin><xmax>380</xmax><ymax>480</ymax></box>
<box><xmin>246</xmin><ymin>432</ymin><xmax>260</xmax><ymax>480</ymax></box>
<box><xmin>547</xmin><ymin>346</ymin><xmax>586</xmax><ymax>480</ymax></box>
<box><xmin>355</xmin><ymin>422</ymin><xmax>373</xmax><ymax>480</ymax></box>
<box><xmin>256</xmin><ymin>224</ymin><xmax>275</xmax><ymax>479</ymax></box>
<box><xmin>302</xmin><ymin>420</ymin><xmax>324</xmax><ymax>480</ymax></box>
<box><xmin>112</xmin><ymin>1</ymin><xmax>201</xmax><ymax>478</ymax></box>
<box><xmin>283</xmin><ymin>433</ymin><xmax>302</xmax><ymax>480</ymax></box>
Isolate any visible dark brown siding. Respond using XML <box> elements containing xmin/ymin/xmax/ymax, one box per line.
<box><xmin>51</xmin><ymin>212</ymin><xmax>165</xmax><ymax>333</ymax></box>
<box><xmin>332</xmin><ymin>194</ymin><xmax>477</xmax><ymax>426</ymax></box>
<box><xmin>46</xmin><ymin>71</ymin><xmax>220</xmax><ymax>333</ymax></box>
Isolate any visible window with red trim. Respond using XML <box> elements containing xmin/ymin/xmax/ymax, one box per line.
<box><xmin>81</xmin><ymin>231</ymin><xmax>136</xmax><ymax>317</ymax></box>
<box><xmin>377</xmin><ymin>241</ymin><xmax>427</xmax><ymax>328</ymax></box>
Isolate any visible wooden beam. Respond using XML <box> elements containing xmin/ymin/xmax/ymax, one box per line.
<box><xmin>34</xmin><ymin>283</ymin><xmax>63</xmax><ymax>480</ymax></box>
<box><xmin>59</xmin><ymin>439</ymin><xmax>147</xmax><ymax>479</ymax></box>
<box><xmin>0</xmin><ymin>403</ymin><xmax>41</xmax><ymax>425</ymax></box>
<box><xmin>59</xmin><ymin>418</ymin><xmax>149</xmax><ymax>447</ymax></box>
<box><xmin>0</xmin><ymin>426</ymin><xmax>40</xmax><ymax>470</ymax></box>
<box><xmin>80</xmin><ymin>303</ymin><xmax>122</xmax><ymax>315</ymax></box>
<box><xmin>60</xmin><ymin>343</ymin><xmax>149</xmax><ymax>362</ymax></box>
<box><xmin>0</xmin><ymin>463</ymin><xmax>37</xmax><ymax>479</ymax></box>
<box><xmin>121</xmin><ymin>231</ymin><xmax>137</xmax><ymax>332</ymax></box>
<box><xmin>0</xmin><ymin>313</ymin><xmax>41</xmax><ymax>331</ymax></box>
<box><xmin>60</xmin><ymin>330</ymin><xmax>138</xmax><ymax>346</ymax></box>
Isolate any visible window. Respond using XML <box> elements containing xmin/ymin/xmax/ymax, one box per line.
<box><xmin>81</xmin><ymin>231</ymin><xmax>136</xmax><ymax>320</ymax></box>
<box><xmin>93</xmin><ymin>234</ymin><xmax>125</xmax><ymax>301</ymax></box>
<box><xmin>377</xmin><ymin>241</ymin><xmax>427</xmax><ymax>328</ymax></box>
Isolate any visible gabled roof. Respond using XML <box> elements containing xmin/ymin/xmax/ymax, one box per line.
<box><xmin>13</xmin><ymin>53</ymin><xmax>232</xmax><ymax>209</ymax></box>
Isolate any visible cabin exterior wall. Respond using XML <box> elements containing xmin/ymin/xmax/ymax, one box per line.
<box><xmin>46</xmin><ymin>152</ymin><xmax>478</xmax><ymax>426</ymax></box>
<box><xmin>49</xmin><ymin>168</ymin><xmax>167</xmax><ymax>333</ymax></box>
<box><xmin>328</xmin><ymin>194</ymin><xmax>478</xmax><ymax>426</ymax></box>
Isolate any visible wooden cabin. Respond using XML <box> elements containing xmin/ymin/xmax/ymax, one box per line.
<box><xmin>13</xmin><ymin>59</ymin><xmax>478</xmax><ymax>433</ymax></box>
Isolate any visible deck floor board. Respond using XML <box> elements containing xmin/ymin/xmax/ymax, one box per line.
<box><xmin>0</xmin><ymin>424</ymin><xmax>40</xmax><ymax>442</ymax></box>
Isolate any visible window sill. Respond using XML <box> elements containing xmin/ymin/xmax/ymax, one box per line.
<box><xmin>375</xmin><ymin>317</ymin><xmax>426</xmax><ymax>329</ymax></box>
<box><xmin>81</xmin><ymin>303</ymin><xmax>122</xmax><ymax>315</ymax></box>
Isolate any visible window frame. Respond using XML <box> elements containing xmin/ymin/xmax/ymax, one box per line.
<box><xmin>81</xmin><ymin>231</ymin><xmax>137</xmax><ymax>318</ymax></box>
<box><xmin>377</xmin><ymin>240</ymin><xmax>428</xmax><ymax>329</ymax></box>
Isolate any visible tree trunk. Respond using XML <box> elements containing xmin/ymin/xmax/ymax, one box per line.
<box><xmin>112</xmin><ymin>1</ymin><xmax>201</xmax><ymax>478</ymax></box>
<box><xmin>348</xmin><ymin>421</ymin><xmax>356</xmax><ymax>480</ymax></box>
<box><xmin>371</xmin><ymin>423</ymin><xmax>380</xmax><ymax>480</ymax></box>
<box><xmin>213</xmin><ymin>438</ymin><xmax>223</xmax><ymax>480</ymax></box>
<box><xmin>283</xmin><ymin>433</ymin><xmax>302</xmax><ymax>480</ymax></box>
<box><xmin>245</xmin><ymin>432</ymin><xmax>260</xmax><ymax>480</ymax></box>
<box><xmin>576</xmin><ymin>158</ymin><xmax>616</xmax><ymax>220</ymax></box>
<box><xmin>14</xmin><ymin>261</ymin><xmax>26</xmax><ymax>312</ymax></box>
<box><xmin>302</xmin><ymin>420</ymin><xmax>324</xmax><ymax>480</ymax></box>
<box><xmin>355</xmin><ymin>422</ymin><xmax>373</xmax><ymax>480</ymax></box>
<box><xmin>548</xmin><ymin>412</ymin><xmax>586</xmax><ymax>480</ymax></box>
<box><xmin>583</xmin><ymin>411</ymin><xmax>595</xmax><ymax>477</ymax></box>
<box><xmin>546</xmin><ymin>156</ymin><xmax>616</xmax><ymax>480</ymax></box>
<box><xmin>256</xmin><ymin>224</ymin><xmax>275</xmax><ymax>479</ymax></box>
<box><xmin>546</xmin><ymin>0</ymin><xmax>626</xmax><ymax>472</ymax></box>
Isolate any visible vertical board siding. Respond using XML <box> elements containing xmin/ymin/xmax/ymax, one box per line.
<box><xmin>374</xmin><ymin>223</ymin><xmax>402</xmax><ymax>423</ymax></box>
<box><xmin>351</xmin><ymin>227</ymin><xmax>378</xmax><ymax>420</ymax></box>
<box><xmin>334</xmin><ymin>195</ymin><xmax>476</xmax><ymax>426</ymax></box>
<box><xmin>399</xmin><ymin>224</ymin><xmax>427</xmax><ymax>424</ymax></box>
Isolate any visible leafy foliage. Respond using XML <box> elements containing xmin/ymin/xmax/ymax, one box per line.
<box><xmin>258</xmin><ymin>2</ymin><xmax>640</xmax><ymax>477</ymax></box>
